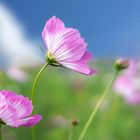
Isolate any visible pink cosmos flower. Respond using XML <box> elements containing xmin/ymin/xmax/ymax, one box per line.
<box><xmin>42</xmin><ymin>16</ymin><xmax>96</xmax><ymax>75</ymax></box>
<box><xmin>114</xmin><ymin>59</ymin><xmax>140</xmax><ymax>104</ymax></box>
<box><xmin>0</xmin><ymin>90</ymin><xmax>42</xmax><ymax>127</ymax></box>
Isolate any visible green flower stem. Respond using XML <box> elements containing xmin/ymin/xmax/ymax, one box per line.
<box><xmin>31</xmin><ymin>63</ymin><xmax>48</xmax><ymax>140</ymax></box>
<box><xmin>68</xmin><ymin>126</ymin><xmax>73</xmax><ymax>140</ymax></box>
<box><xmin>68</xmin><ymin>126</ymin><xmax>76</xmax><ymax>140</ymax></box>
<box><xmin>78</xmin><ymin>70</ymin><xmax>119</xmax><ymax>140</ymax></box>
<box><xmin>0</xmin><ymin>124</ymin><xmax>3</xmax><ymax>140</ymax></box>
<box><xmin>31</xmin><ymin>127</ymin><xmax>35</xmax><ymax>140</ymax></box>
<box><xmin>31</xmin><ymin>63</ymin><xmax>48</xmax><ymax>105</ymax></box>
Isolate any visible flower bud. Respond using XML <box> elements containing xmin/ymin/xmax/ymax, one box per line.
<box><xmin>115</xmin><ymin>58</ymin><xmax>129</xmax><ymax>71</ymax></box>
<box><xmin>71</xmin><ymin>117</ymin><xmax>80</xmax><ymax>126</ymax></box>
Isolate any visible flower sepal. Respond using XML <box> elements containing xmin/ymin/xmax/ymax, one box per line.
<box><xmin>0</xmin><ymin>120</ymin><xmax>5</xmax><ymax>125</ymax></box>
<box><xmin>46</xmin><ymin>51</ymin><xmax>63</xmax><ymax>67</ymax></box>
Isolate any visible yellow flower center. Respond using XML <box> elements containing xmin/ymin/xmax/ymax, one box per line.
<box><xmin>47</xmin><ymin>51</ymin><xmax>55</xmax><ymax>61</ymax></box>
<box><xmin>46</xmin><ymin>51</ymin><xmax>57</xmax><ymax>65</ymax></box>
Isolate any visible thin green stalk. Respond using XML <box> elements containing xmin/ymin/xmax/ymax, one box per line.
<box><xmin>68</xmin><ymin>126</ymin><xmax>73</xmax><ymax>140</ymax></box>
<box><xmin>31</xmin><ymin>63</ymin><xmax>48</xmax><ymax>105</ymax></box>
<box><xmin>0</xmin><ymin>124</ymin><xmax>3</xmax><ymax>140</ymax></box>
<box><xmin>78</xmin><ymin>70</ymin><xmax>119</xmax><ymax>140</ymax></box>
<box><xmin>31</xmin><ymin>127</ymin><xmax>35</xmax><ymax>140</ymax></box>
<box><xmin>73</xmin><ymin>126</ymin><xmax>77</xmax><ymax>140</ymax></box>
<box><xmin>68</xmin><ymin>126</ymin><xmax>76</xmax><ymax>140</ymax></box>
<box><xmin>31</xmin><ymin>63</ymin><xmax>48</xmax><ymax>140</ymax></box>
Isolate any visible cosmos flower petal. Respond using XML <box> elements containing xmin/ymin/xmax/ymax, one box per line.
<box><xmin>0</xmin><ymin>94</ymin><xmax>6</xmax><ymax>108</ymax></box>
<box><xmin>78</xmin><ymin>51</ymin><xmax>93</xmax><ymax>64</ymax></box>
<box><xmin>59</xmin><ymin>51</ymin><xmax>96</xmax><ymax>74</ymax></box>
<box><xmin>1</xmin><ymin>90</ymin><xmax>33</xmax><ymax>118</ymax></box>
<box><xmin>64</xmin><ymin>51</ymin><xmax>93</xmax><ymax>64</ymax></box>
<box><xmin>0</xmin><ymin>105</ymin><xmax>19</xmax><ymax>127</ymax></box>
<box><xmin>0</xmin><ymin>105</ymin><xmax>7</xmax><ymax>115</ymax></box>
<box><xmin>59</xmin><ymin>61</ymin><xmax>96</xmax><ymax>75</ymax></box>
<box><xmin>52</xmin><ymin>29</ymin><xmax>87</xmax><ymax>62</ymax></box>
<box><xmin>19</xmin><ymin>114</ymin><xmax>42</xmax><ymax>127</ymax></box>
<box><xmin>0</xmin><ymin>90</ymin><xmax>42</xmax><ymax>127</ymax></box>
<box><xmin>42</xmin><ymin>16</ymin><xmax>65</xmax><ymax>50</ymax></box>
<box><xmin>43</xmin><ymin>16</ymin><xmax>64</xmax><ymax>34</ymax></box>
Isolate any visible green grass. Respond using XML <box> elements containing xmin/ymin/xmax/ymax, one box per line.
<box><xmin>1</xmin><ymin>62</ymin><xmax>140</xmax><ymax>140</ymax></box>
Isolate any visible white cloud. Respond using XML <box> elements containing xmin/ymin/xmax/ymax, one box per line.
<box><xmin>0</xmin><ymin>3</ymin><xmax>44</xmax><ymax>71</ymax></box>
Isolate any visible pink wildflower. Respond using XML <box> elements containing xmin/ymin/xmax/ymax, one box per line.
<box><xmin>0</xmin><ymin>90</ymin><xmax>42</xmax><ymax>127</ymax></box>
<box><xmin>114</xmin><ymin>59</ymin><xmax>140</xmax><ymax>104</ymax></box>
<box><xmin>42</xmin><ymin>16</ymin><xmax>96</xmax><ymax>75</ymax></box>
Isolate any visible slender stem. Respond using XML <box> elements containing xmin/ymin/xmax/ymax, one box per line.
<box><xmin>68</xmin><ymin>126</ymin><xmax>73</xmax><ymax>140</ymax></box>
<box><xmin>73</xmin><ymin>126</ymin><xmax>76</xmax><ymax>140</ymax></box>
<box><xmin>78</xmin><ymin>70</ymin><xmax>119</xmax><ymax>140</ymax></box>
<box><xmin>68</xmin><ymin>126</ymin><xmax>76</xmax><ymax>140</ymax></box>
<box><xmin>31</xmin><ymin>63</ymin><xmax>48</xmax><ymax>105</ymax></box>
<box><xmin>31</xmin><ymin>63</ymin><xmax>48</xmax><ymax>140</ymax></box>
<box><xmin>0</xmin><ymin>124</ymin><xmax>3</xmax><ymax>140</ymax></box>
<box><xmin>31</xmin><ymin>127</ymin><xmax>35</xmax><ymax>140</ymax></box>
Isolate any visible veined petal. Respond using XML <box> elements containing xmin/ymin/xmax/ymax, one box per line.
<box><xmin>45</xmin><ymin>26</ymin><xmax>87</xmax><ymax>60</ymax></box>
<box><xmin>0</xmin><ymin>90</ymin><xmax>41</xmax><ymax>128</ymax></box>
<box><xmin>0</xmin><ymin>93</ymin><xmax>6</xmax><ymax>108</ymax></box>
<box><xmin>50</xmin><ymin>28</ymin><xmax>81</xmax><ymax>54</ymax></box>
<box><xmin>0</xmin><ymin>105</ymin><xmax>19</xmax><ymax>127</ymax></box>
<box><xmin>51</xmin><ymin>28</ymin><xmax>87</xmax><ymax>62</ymax></box>
<box><xmin>59</xmin><ymin>61</ymin><xmax>96</xmax><ymax>75</ymax></box>
<box><xmin>42</xmin><ymin>16</ymin><xmax>65</xmax><ymax>50</ymax></box>
<box><xmin>1</xmin><ymin>90</ymin><xmax>33</xmax><ymax>118</ymax></box>
<box><xmin>43</xmin><ymin>16</ymin><xmax>64</xmax><ymax>34</ymax></box>
<box><xmin>19</xmin><ymin>114</ymin><xmax>42</xmax><ymax>127</ymax></box>
<box><xmin>53</xmin><ymin>29</ymin><xmax>86</xmax><ymax>51</ymax></box>
<box><xmin>62</xmin><ymin>51</ymin><xmax>93</xmax><ymax>63</ymax></box>
<box><xmin>78</xmin><ymin>51</ymin><xmax>93</xmax><ymax>64</ymax></box>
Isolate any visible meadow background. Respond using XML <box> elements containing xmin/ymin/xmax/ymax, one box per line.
<box><xmin>1</xmin><ymin>61</ymin><xmax>140</xmax><ymax>140</ymax></box>
<box><xmin>0</xmin><ymin>0</ymin><xmax>140</xmax><ymax>140</ymax></box>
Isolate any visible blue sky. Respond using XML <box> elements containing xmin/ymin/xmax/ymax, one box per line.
<box><xmin>2</xmin><ymin>0</ymin><xmax>140</xmax><ymax>58</ymax></box>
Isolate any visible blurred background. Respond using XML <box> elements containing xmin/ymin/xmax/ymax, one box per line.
<box><xmin>0</xmin><ymin>0</ymin><xmax>140</xmax><ymax>140</ymax></box>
